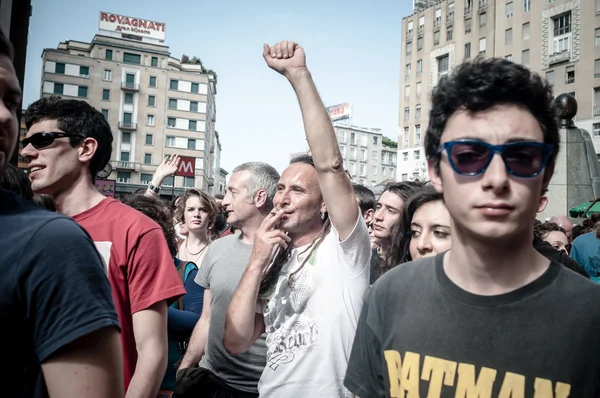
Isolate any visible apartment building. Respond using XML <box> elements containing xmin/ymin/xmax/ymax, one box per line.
<box><xmin>398</xmin><ymin>0</ymin><xmax>600</xmax><ymax>179</ymax></box>
<box><xmin>333</xmin><ymin>123</ymin><xmax>397</xmax><ymax>187</ymax></box>
<box><xmin>34</xmin><ymin>12</ymin><xmax>222</xmax><ymax>197</ymax></box>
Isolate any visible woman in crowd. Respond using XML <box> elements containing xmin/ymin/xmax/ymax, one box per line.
<box><xmin>378</xmin><ymin>186</ymin><xmax>452</xmax><ymax>278</ymax></box>
<box><xmin>121</xmin><ymin>193</ymin><xmax>205</xmax><ymax>394</ymax></box>
<box><xmin>534</xmin><ymin>221</ymin><xmax>569</xmax><ymax>253</ymax></box>
<box><xmin>571</xmin><ymin>213</ymin><xmax>600</xmax><ymax>283</ymax></box>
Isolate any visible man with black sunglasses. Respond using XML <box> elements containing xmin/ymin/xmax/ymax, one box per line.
<box><xmin>345</xmin><ymin>58</ymin><xmax>600</xmax><ymax>397</ymax></box>
<box><xmin>21</xmin><ymin>96</ymin><xmax>187</xmax><ymax>397</ymax></box>
<box><xmin>0</xmin><ymin>30</ymin><xmax>125</xmax><ymax>396</ymax></box>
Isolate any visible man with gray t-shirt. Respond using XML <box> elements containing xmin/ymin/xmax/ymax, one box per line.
<box><xmin>176</xmin><ymin>162</ymin><xmax>279</xmax><ymax>397</ymax></box>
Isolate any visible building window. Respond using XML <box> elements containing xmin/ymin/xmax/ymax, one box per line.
<box><xmin>360</xmin><ymin>163</ymin><xmax>366</xmax><ymax>176</ymax></box>
<box><xmin>415</xmin><ymin>125</ymin><xmax>422</xmax><ymax>143</ymax></box>
<box><xmin>403</xmin><ymin>152</ymin><xmax>409</xmax><ymax>161</ymax></box>
<box><xmin>505</xmin><ymin>54</ymin><xmax>513</xmax><ymax>61</ymax></box>
<box><xmin>403</xmin><ymin>127</ymin><xmax>409</xmax><ymax>147</ymax></box>
<box><xmin>77</xmin><ymin>86</ymin><xmax>88</xmax><ymax>98</ymax></box>
<box><xmin>416</xmin><ymin>82</ymin><xmax>422</xmax><ymax>97</ymax></box>
<box><xmin>595</xmin><ymin>59</ymin><xmax>600</xmax><ymax>78</ymax></box>
<box><xmin>435</xmin><ymin>8</ymin><xmax>442</xmax><ymax>26</ymax></box>
<box><xmin>401</xmin><ymin>173</ymin><xmax>408</xmax><ymax>181</ymax></box>
<box><xmin>350</xmin><ymin>146</ymin><xmax>356</xmax><ymax>160</ymax></box>
<box><xmin>79</xmin><ymin>66</ymin><xmax>89</xmax><ymax>77</ymax></box>
<box><xmin>169</xmin><ymin>98</ymin><xmax>177</xmax><ymax>109</ymax></box>
<box><xmin>191</xmin><ymin>82</ymin><xmax>199</xmax><ymax>93</ymax></box>
<box><xmin>117</xmin><ymin>171</ymin><xmax>131</xmax><ymax>183</ymax></box>
<box><xmin>54</xmin><ymin>83</ymin><xmax>64</xmax><ymax>95</ymax></box>
<box><xmin>373</xmin><ymin>136</ymin><xmax>379</xmax><ymax>145</ymax></box>
<box><xmin>125</xmin><ymin>73</ymin><xmax>135</xmax><ymax>88</ymax></box>
<box><xmin>351</xmin><ymin>132</ymin><xmax>357</xmax><ymax>145</ymax></box>
<box><xmin>148</xmin><ymin>95</ymin><xmax>156</xmax><ymax>107</ymax></box>
<box><xmin>151</xmin><ymin>57</ymin><xmax>158</xmax><ymax>67</ymax></box>
<box><xmin>103</xmin><ymin>69</ymin><xmax>112</xmax><ymax>81</ymax></box>
<box><xmin>406</xmin><ymin>42</ymin><xmax>412</xmax><ymax>56</ymax></box>
<box><xmin>147</xmin><ymin>115</ymin><xmax>155</xmax><ymax>126</ymax></box>
<box><xmin>162</xmin><ymin>176</ymin><xmax>174</xmax><ymax>187</ymax></box>
<box><xmin>141</xmin><ymin>173</ymin><xmax>153</xmax><ymax>184</ymax></box>
<box><xmin>404</xmin><ymin>107</ymin><xmax>410</xmax><ymax>121</ymax></box>
<box><xmin>360</xmin><ymin>148</ymin><xmax>367</xmax><ymax>162</ymax></box>
<box><xmin>102</xmin><ymin>89</ymin><xmax>110</xmax><ymax>100</ymax></box>
<box><xmin>465</xmin><ymin>43</ymin><xmax>471</xmax><ymax>58</ymax></box>
<box><xmin>407</xmin><ymin>20</ymin><xmax>414</xmax><ymax>36</ymax></box>
<box><xmin>167</xmin><ymin>117</ymin><xmax>176</xmax><ymax>128</ymax></box>
<box><xmin>505</xmin><ymin>28</ymin><xmax>513</xmax><ymax>45</ymax></box>
<box><xmin>405</xmin><ymin>85</ymin><xmax>410</xmax><ymax>99</ymax></box>
<box><xmin>447</xmin><ymin>27</ymin><xmax>453</xmax><ymax>41</ymax></box>
<box><xmin>123</xmin><ymin>52</ymin><xmax>141</xmax><ymax>65</ymax></box>
<box><xmin>438</xmin><ymin>54</ymin><xmax>449</xmax><ymax>80</ymax></box>
<box><xmin>372</xmin><ymin>166</ymin><xmax>377</xmax><ymax>175</ymax></box>
<box><xmin>597</xmin><ymin>0</ymin><xmax>600</xmax><ymax>14</ymax></box>
<box><xmin>596</xmin><ymin>29</ymin><xmax>600</xmax><ymax>47</ymax></box>
<box><xmin>124</xmin><ymin>93</ymin><xmax>134</xmax><ymax>105</ymax></box>
<box><xmin>101</xmin><ymin>109</ymin><xmax>109</xmax><ymax>120</ymax></box>
<box><xmin>546</xmin><ymin>70</ymin><xmax>555</xmax><ymax>85</ymax></box>
<box><xmin>465</xmin><ymin>18</ymin><xmax>472</xmax><ymax>34</ymax></box>
<box><xmin>566</xmin><ymin>66</ymin><xmax>575</xmax><ymax>84</ymax></box>
<box><xmin>523</xmin><ymin>23</ymin><xmax>530</xmax><ymax>40</ymax></box>
<box><xmin>415</xmin><ymin>150</ymin><xmax>421</xmax><ymax>160</ymax></box>
<box><xmin>189</xmin><ymin>120</ymin><xmax>197</xmax><ymax>131</ymax></box>
<box><xmin>349</xmin><ymin>162</ymin><xmax>356</xmax><ymax>175</ymax></box>
<box><xmin>54</xmin><ymin>62</ymin><xmax>65</xmax><ymax>74</ymax></box>
<box><xmin>145</xmin><ymin>134</ymin><xmax>153</xmax><ymax>145</ymax></box>
<box><xmin>360</xmin><ymin>134</ymin><xmax>368</xmax><ymax>147</ymax></box>
<box><xmin>170</xmin><ymin>79</ymin><xmax>179</xmax><ymax>90</ymax></box>
<box><xmin>123</xmin><ymin>113</ymin><xmax>133</xmax><ymax>124</ymax></box>
<box><xmin>554</xmin><ymin>13</ymin><xmax>571</xmax><ymax>36</ymax></box>
<box><xmin>184</xmin><ymin>177</ymin><xmax>195</xmax><ymax>188</ymax></box>
<box><xmin>144</xmin><ymin>153</ymin><xmax>152</xmax><ymax>164</ymax></box>
<box><xmin>479</xmin><ymin>37</ymin><xmax>486</xmax><ymax>53</ymax></box>
<box><xmin>122</xmin><ymin>132</ymin><xmax>131</xmax><ymax>144</ymax></box>
<box><xmin>338</xmin><ymin>129</ymin><xmax>346</xmax><ymax>143</ymax></box>
<box><xmin>506</xmin><ymin>1</ymin><xmax>513</xmax><ymax>18</ymax></box>
<box><xmin>434</xmin><ymin>31</ymin><xmax>440</xmax><ymax>46</ymax></box>
<box><xmin>190</xmin><ymin>101</ymin><xmax>199</xmax><ymax>112</ymax></box>
<box><xmin>372</xmin><ymin>150</ymin><xmax>378</xmax><ymax>161</ymax></box>
<box><xmin>522</xmin><ymin>49</ymin><xmax>530</xmax><ymax>66</ymax></box>
<box><xmin>339</xmin><ymin>144</ymin><xmax>346</xmax><ymax>156</ymax></box>
<box><xmin>419</xmin><ymin>15</ymin><xmax>425</xmax><ymax>32</ymax></box>
<box><xmin>524</xmin><ymin>0</ymin><xmax>530</xmax><ymax>12</ymax></box>
<box><xmin>417</xmin><ymin>59</ymin><xmax>423</xmax><ymax>74</ymax></box>
<box><xmin>149</xmin><ymin>76</ymin><xmax>157</xmax><ymax>87</ymax></box>
<box><xmin>415</xmin><ymin>106</ymin><xmax>421</xmax><ymax>120</ymax></box>
<box><xmin>480</xmin><ymin>12</ymin><xmax>487</xmax><ymax>29</ymax></box>
<box><xmin>405</xmin><ymin>63</ymin><xmax>411</xmax><ymax>78</ymax></box>
<box><xmin>105</xmin><ymin>49</ymin><xmax>113</xmax><ymax>60</ymax></box>
<box><xmin>417</xmin><ymin>37</ymin><xmax>423</xmax><ymax>52</ymax></box>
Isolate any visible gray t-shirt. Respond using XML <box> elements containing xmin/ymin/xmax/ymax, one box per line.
<box><xmin>195</xmin><ymin>234</ymin><xmax>267</xmax><ymax>393</ymax></box>
<box><xmin>345</xmin><ymin>253</ymin><xmax>600</xmax><ymax>398</ymax></box>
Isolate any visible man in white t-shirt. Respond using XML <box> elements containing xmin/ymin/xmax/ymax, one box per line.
<box><xmin>223</xmin><ymin>40</ymin><xmax>371</xmax><ymax>397</ymax></box>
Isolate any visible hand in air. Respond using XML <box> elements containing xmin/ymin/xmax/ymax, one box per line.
<box><xmin>156</xmin><ymin>154</ymin><xmax>180</xmax><ymax>179</ymax></box>
<box><xmin>263</xmin><ymin>40</ymin><xmax>307</xmax><ymax>77</ymax></box>
<box><xmin>251</xmin><ymin>206</ymin><xmax>292</xmax><ymax>269</ymax></box>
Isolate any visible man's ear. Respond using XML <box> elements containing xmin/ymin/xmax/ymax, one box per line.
<box><xmin>537</xmin><ymin>196</ymin><xmax>549</xmax><ymax>213</ymax></box>
<box><xmin>428</xmin><ymin>159</ymin><xmax>442</xmax><ymax>193</ymax></box>
<box><xmin>78</xmin><ymin>137</ymin><xmax>98</xmax><ymax>165</ymax></box>
<box><xmin>363</xmin><ymin>208</ymin><xmax>374</xmax><ymax>224</ymax></box>
<box><xmin>254</xmin><ymin>189</ymin><xmax>267</xmax><ymax>208</ymax></box>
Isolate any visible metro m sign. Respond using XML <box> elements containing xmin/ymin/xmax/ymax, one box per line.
<box><xmin>178</xmin><ymin>157</ymin><xmax>196</xmax><ymax>177</ymax></box>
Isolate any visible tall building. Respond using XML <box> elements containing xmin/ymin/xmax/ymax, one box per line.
<box><xmin>398</xmin><ymin>0</ymin><xmax>599</xmax><ymax>180</ymax></box>
<box><xmin>333</xmin><ymin>123</ymin><xmax>397</xmax><ymax>187</ymax></box>
<box><xmin>34</xmin><ymin>12</ymin><xmax>222</xmax><ymax>197</ymax></box>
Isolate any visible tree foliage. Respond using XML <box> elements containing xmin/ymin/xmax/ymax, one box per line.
<box><xmin>382</xmin><ymin>137</ymin><xmax>398</xmax><ymax>148</ymax></box>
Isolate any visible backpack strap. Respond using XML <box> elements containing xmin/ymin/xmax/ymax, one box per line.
<box><xmin>175</xmin><ymin>261</ymin><xmax>196</xmax><ymax>311</ymax></box>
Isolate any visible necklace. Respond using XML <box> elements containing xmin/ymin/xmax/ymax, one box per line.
<box><xmin>185</xmin><ymin>240</ymin><xmax>209</xmax><ymax>263</ymax></box>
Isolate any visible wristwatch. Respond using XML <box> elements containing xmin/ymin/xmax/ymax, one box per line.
<box><xmin>148</xmin><ymin>183</ymin><xmax>161</xmax><ymax>194</ymax></box>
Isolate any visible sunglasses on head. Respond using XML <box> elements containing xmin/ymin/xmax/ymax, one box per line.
<box><xmin>22</xmin><ymin>132</ymin><xmax>85</xmax><ymax>149</ymax></box>
<box><xmin>438</xmin><ymin>140</ymin><xmax>554</xmax><ymax>178</ymax></box>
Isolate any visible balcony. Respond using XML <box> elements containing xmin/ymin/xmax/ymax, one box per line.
<box><xmin>434</xmin><ymin>18</ymin><xmax>441</xmax><ymax>28</ymax></box>
<box><xmin>446</xmin><ymin>12</ymin><xmax>454</xmax><ymax>21</ymax></box>
<box><xmin>112</xmin><ymin>160</ymin><xmax>140</xmax><ymax>171</ymax></box>
<box><xmin>119</xmin><ymin>121</ymin><xmax>137</xmax><ymax>130</ymax></box>
<box><xmin>406</xmin><ymin>29</ymin><xmax>413</xmax><ymax>39</ymax></box>
<box><xmin>417</xmin><ymin>26</ymin><xmax>424</xmax><ymax>38</ymax></box>
<box><xmin>121</xmin><ymin>82</ymin><xmax>139</xmax><ymax>91</ymax></box>
<box><xmin>464</xmin><ymin>6</ymin><xmax>473</xmax><ymax>17</ymax></box>
<box><xmin>548</xmin><ymin>50</ymin><xmax>570</xmax><ymax>66</ymax></box>
<box><xmin>594</xmin><ymin>105</ymin><xmax>600</xmax><ymax>117</ymax></box>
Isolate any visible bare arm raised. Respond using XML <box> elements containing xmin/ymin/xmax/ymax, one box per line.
<box><xmin>263</xmin><ymin>41</ymin><xmax>359</xmax><ymax>240</ymax></box>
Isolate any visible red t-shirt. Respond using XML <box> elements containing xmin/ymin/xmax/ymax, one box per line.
<box><xmin>73</xmin><ymin>197</ymin><xmax>186</xmax><ymax>391</ymax></box>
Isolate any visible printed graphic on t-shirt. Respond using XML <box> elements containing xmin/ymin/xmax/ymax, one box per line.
<box><xmin>262</xmin><ymin>263</ymin><xmax>319</xmax><ymax>371</ymax></box>
<box><xmin>94</xmin><ymin>241</ymin><xmax>112</xmax><ymax>274</ymax></box>
<box><xmin>384</xmin><ymin>350</ymin><xmax>571</xmax><ymax>398</ymax></box>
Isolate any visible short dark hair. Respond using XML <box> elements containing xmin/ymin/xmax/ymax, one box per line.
<box><xmin>0</xmin><ymin>164</ymin><xmax>33</xmax><ymax>200</ymax></box>
<box><xmin>425</xmin><ymin>57</ymin><xmax>558</xmax><ymax>177</ymax></box>
<box><xmin>352</xmin><ymin>184</ymin><xmax>375</xmax><ymax>214</ymax></box>
<box><xmin>24</xmin><ymin>96</ymin><xmax>113</xmax><ymax>183</ymax></box>
<box><xmin>290</xmin><ymin>154</ymin><xmax>314</xmax><ymax>166</ymax></box>
<box><xmin>383</xmin><ymin>181</ymin><xmax>427</xmax><ymax>201</ymax></box>
<box><xmin>0</xmin><ymin>29</ymin><xmax>14</xmax><ymax>60</ymax></box>
<box><xmin>534</xmin><ymin>221</ymin><xmax>566</xmax><ymax>240</ymax></box>
<box><xmin>121</xmin><ymin>194</ymin><xmax>178</xmax><ymax>257</ymax></box>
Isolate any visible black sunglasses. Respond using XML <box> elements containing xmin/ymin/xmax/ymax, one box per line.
<box><xmin>22</xmin><ymin>132</ymin><xmax>85</xmax><ymax>149</ymax></box>
<box><xmin>438</xmin><ymin>140</ymin><xmax>554</xmax><ymax>178</ymax></box>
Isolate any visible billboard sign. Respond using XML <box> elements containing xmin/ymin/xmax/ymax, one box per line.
<box><xmin>95</xmin><ymin>179</ymin><xmax>116</xmax><ymax>197</ymax></box>
<box><xmin>326</xmin><ymin>102</ymin><xmax>352</xmax><ymax>121</ymax></box>
<box><xmin>178</xmin><ymin>157</ymin><xmax>196</xmax><ymax>177</ymax></box>
<box><xmin>99</xmin><ymin>12</ymin><xmax>166</xmax><ymax>42</ymax></box>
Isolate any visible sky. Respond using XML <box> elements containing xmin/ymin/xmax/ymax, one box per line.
<box><xmin>24</xmin><ymin>0</ymin><xmax>412</xmax><ymax>175</ymax></box>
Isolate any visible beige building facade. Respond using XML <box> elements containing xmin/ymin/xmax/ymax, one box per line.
<box><xmin>399</xmin><ymin>0</ymin><xmax>600</xmax><ymax>180</ymax></box>
<box><xmin>37</xmin><ymin>31</ymin><xmax>222</xmax><ymax>197</ymax></box>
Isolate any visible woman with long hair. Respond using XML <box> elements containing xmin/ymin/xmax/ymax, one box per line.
<box><xmin>176</xmin><ymin>189</ymin><xmax>219</xmax><ymax>267</ymax></box>
<box><xmin>375</xmin><ymin>186</ymin><xmax>451</xmax><ymax>280</ymax></box>
<box><xmin>534</xmin><ymin>221</ymin><xmax>569</xmax><ymax>253</ymax></box>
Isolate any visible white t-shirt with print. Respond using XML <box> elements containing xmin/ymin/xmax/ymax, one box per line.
<box><xmin>258</xmin><ymin>216</ymin><xmax>371</xmax><ymax>397</ymax></box>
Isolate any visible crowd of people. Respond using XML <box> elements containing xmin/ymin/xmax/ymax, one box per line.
<box><xmin>3</xmin><ymin>30</ymin><xmax>600</xmax><ymax>398</ymax></box>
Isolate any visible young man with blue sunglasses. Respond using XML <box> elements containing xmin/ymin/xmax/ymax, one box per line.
<box><xmin>345</xmin><ymin>58</ymin><xmax>600</xmax><ymax>397</ymax></box>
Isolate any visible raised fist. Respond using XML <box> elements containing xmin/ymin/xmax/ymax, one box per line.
<box><xmin>263</xmin><ymin>40</ymin><xmax>307</xmax><ymax>77</ymax></box>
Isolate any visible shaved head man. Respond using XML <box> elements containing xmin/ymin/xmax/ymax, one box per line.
<box><xmin>550</xmin><ymin>215</ymin><xmax>573</xmax><ymax>242</ymax></box>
